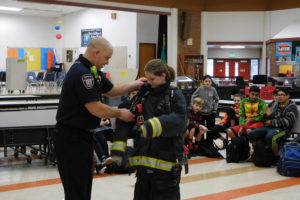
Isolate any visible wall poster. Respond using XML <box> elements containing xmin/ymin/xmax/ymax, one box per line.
<box><xmin>81</xmin><ymin>28</ymin><xmax>102</xmax><ymax>47</ymax></box>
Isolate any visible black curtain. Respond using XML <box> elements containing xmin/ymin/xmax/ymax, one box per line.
<box><xmin>157</xmin><ymin>15</ymin><xmax>167</xmax><ymax>61</ymax></box>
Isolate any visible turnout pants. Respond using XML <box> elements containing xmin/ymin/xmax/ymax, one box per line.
<box><xmin>54</xmin><ymin>124</ymin><xmax>94</xmax><ymax>200</ymax></box>
<box><xmin>134</xmin><ymin>168</ymin><xmax>181</xmax><ymax>200</ymax></box>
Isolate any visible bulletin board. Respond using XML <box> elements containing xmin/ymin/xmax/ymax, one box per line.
<box><xmin>107</xmin><ymin>46</ymin><xmax>127</xmax><ymax>69</ymax></box>
<box><xmin>7</xmin><ymin>48</ymin><xmax>18</xmax><ymax>58</ymax></box>
<box><xmin>7</xmin><ymin>47</ymin><xmax>55</xmax><ymax>71</ymax></box>
<box><xmin>24</xmin><ymin>48</ymin><xmax>41</xmax><ymax>71</ymax></box>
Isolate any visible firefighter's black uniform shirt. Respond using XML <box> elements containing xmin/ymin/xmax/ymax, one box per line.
<box><xmin>56</xmin><ymin>54</ymin><xmax>113</xmax><ymax>130</ymax></box>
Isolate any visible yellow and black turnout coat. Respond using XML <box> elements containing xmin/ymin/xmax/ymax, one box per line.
<box><xmin>112</xmin><ymin>83</ymin><xmax>187</xmax><ymax>173</ymax></box>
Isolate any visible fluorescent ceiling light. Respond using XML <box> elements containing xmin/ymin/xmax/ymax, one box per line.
<box><xmin>220</xmin><ymin>45</ymin><xmax>245</xmax><ymax>49</ymax></box>
<box><xmin>0</xmin><ymin>6</ymin><xmax>23</xmax><ymax>12</ymax></box>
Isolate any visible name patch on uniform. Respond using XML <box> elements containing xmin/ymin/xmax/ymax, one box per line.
<box><xmin>82</xmin><ymin>74</ymin><xmax>94</xmax><ymax>89</ymax></box>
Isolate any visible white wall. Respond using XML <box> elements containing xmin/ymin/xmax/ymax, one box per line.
<box><xmin>270</xmin><ymin>8</ymin><xmax>300</xmax><ymax>38</ymax></box>
<box><xmin>58</xmin><ymin>9</ymin><xmax>137</xmax><ymax>68</ymax></box>
<box><xmin>136</xmin><ymin>13</ymin><xmax>159</xmax><ymax>69</ymax></box>
<box><xmin>0</xmin><ymin>14</ymin><xmax>56</xmax><ymax>71</ymax></box>
<box><xmin>0</xmin><ymin>9</ymin><xmax>138</xmax><ymax>71</ymax></box>
<box><xmin>206</xmin><ymin>12</ymin><xmax>265</xmax><ymax>41</ymax></box>
<box><xmin>208</xmin><ymin>48</ymin><xmax>261</xmax><ymax>59</ymax></box>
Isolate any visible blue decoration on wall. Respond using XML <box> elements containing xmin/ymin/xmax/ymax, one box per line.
<box><xmin>18</xmin><ymin>48</ymin><xmax>25</xmax><ymax>58</ymax></box>
<box><xmin>55</xmin><ymin>26</ymin><xmax>60</xmax><ymax>30</ymax></box>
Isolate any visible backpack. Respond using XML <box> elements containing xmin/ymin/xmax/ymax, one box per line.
<box><xmin>198</xmin><ymin>139</ymin><xmax>221</xmax><ymax>158</ymax></box>
<box><xmin>252</xmin><ymin>139</ymin><xmax>275</xmax><ymax>167</ymax></box>
<box><xmin>226</xmin><ymin>135</ymin><xmax>250</xmax><ymax>163</ymax></box>
<box><xmin>277</xmin><ymin>142</ymin><xmax>300</xmax><ymax>177</ymax></box>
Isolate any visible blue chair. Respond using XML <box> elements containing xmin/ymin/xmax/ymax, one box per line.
<box><xmin>44</xmin><ymin>72</ymin><xmax>56</xmax><ymax>89</ymax></box>
<box><xmin>27</xmin><ymin>72</ymin><xmax>37</xmax><ymax>84</ymax></box>
<box><xmin>36</xmin><ymin>71</ymin><xmax>45</xmax><ymax>81</ymax></box>
<box><xmin>0</xmin><ymin>71</ymin><xmax>5</xmax><ymax>90</ymax></box>
<box><xmin>56</xmin><ymin>71</ymin><xmax>66</xmax><ymax>87</ymax></box>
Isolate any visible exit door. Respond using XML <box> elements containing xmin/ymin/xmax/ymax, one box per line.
<box><xmin>213</xmin><ymin>59</ymin><xmax>250</xmax><ymax>80</ymax></box>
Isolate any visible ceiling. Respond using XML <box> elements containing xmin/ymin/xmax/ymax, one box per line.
<box><xmin>0</xmin><ymin>0</ymin><xmax>84</xmax><ymax>17</ymax></box>
<box><xmin>97</xmin><ymin>0</ymin><xmax>300</xmax><ymax>12</ymax></box>
<box><xmin>1</xmin><ymin>0</ymin><xmax>300</xmax><ymax>17</ymax></box>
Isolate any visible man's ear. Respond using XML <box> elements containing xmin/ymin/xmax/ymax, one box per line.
<box><xmin>94</xmin><ymin>49</ymin><xmax>101</xmax><ymax>57</ymax></box>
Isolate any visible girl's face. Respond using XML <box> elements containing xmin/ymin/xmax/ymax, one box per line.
<box><xmin>233</xmin><ymin>97</ymin><xmax>242</xmax><ymax>107</ymax></box>
<box><xmin>203</xmin><ymin>78</ymin><xmax>212</xmax><ymax>88</ymax></box>
<box><xmin>145</xmin><ymin>71</ymin><xmax>166</xmax><ymax>88</ymax></box>
<box><xmin>129</xmin><ymin>90</ymin><xmax>138</xmax><ymax>100</ymax></box>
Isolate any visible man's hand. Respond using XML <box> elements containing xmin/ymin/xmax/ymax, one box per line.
<box><xmin>135</xmin><ymin>77</ymin><xmax>147</xmax><ymax>87</ymax></box>
<box><xmin>118</xmin><ymin>108</ymin><xmax>135</xmax><ymax>122</ymax></box>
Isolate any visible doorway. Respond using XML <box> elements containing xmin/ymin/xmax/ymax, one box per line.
<box><xmin>213</xmin><ymin>59</ymin><xmax>251</xmax><ymax>80</ymax></box>
<box><xmin>139</xmin><ymin>43</ymin><xmax>156</xmax><ymax>78</ymax></box>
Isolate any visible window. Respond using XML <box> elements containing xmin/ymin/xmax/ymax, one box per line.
<box><xmin>235</xmin><ymin>62</ymin><xmax>239</xmax><ymax>76</ymax></box>
<box><xmin>251</xmin><ymin>59</ymin><xmax>259</xmax><ymax>80</ymax></box>
<box><xmin>225</xmin><ymin>61</ymin><xmax>229</xmax><ymax>79</ymax></box>
<box><xmin>207</xmin><ymin>59</ymin><xmax>214</xmax><ymax>76</ymax></box>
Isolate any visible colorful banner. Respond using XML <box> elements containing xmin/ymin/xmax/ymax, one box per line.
<box><xmin>296</xmin><ymin>47</ymin><xmax>300</xmax><ymax>62</ymax></box>
<box><xmin>276</xmin><ymin>42</ymin><xmax>292</xmax><ymax>57</ymax></box>
<box><xmin>7</xmin><ymin>47</ymin><xmax>55</xmax><ymax>70</ymax></box>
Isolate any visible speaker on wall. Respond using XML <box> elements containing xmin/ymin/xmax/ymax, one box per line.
<box><xmin>181</xmin><ymin>11</ymin><xmax>192</xmax><ymax>40</ymax></box>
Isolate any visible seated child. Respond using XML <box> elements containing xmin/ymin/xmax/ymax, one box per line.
<box><xmin>248</xmin><ymin>88</ymin><xmax>298</xmax><ymax>157</ymax></box>
<box><xmin>227</xmin><ymin>86</ymin><xmax>266</xmax><ymax>139</ymax></box>
<box><xmin>93</xmin><ymin>118</ymin><xmax>114</xmax><ymax>174</ymax></box>
<box><xmin>184</xmin><ymin>97</ymin><xmax>208</xmax><ymax>156</ymax></box>
<box><xmin>207</xmin><ymin>93</ymin><xmax>243</xmax><ymax>148</ymax></box>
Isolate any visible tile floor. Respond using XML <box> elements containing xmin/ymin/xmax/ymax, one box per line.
<box><xmin>0</xmin><ymin>147</ymin><xmax>299</xmax><ymax>200</ymax></box>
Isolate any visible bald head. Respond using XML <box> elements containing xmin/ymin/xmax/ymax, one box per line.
<box><xmin>83</xmin><ymin>37</ymin><xmax>113</xmax><ymax>70</ymax></box>
<box><xmin>87</xmin><ymin>37</ymin><xmax>112</xmax><ymax>52</ymax></box>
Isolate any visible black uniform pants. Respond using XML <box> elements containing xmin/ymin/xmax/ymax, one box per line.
<box><xmin>134</xmin><ymin>168</ymin><xmax>181</xmax><ymax>200</ymax></box>
<box><xmin>54</xmin><ymin>124</ymin><xmax>94</xmax><ymax>200</ymax></box>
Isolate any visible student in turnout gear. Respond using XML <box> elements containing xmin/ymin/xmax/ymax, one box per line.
<box><xmin>111</xmin><ymin>59</ymin><xmax>187</xmax><ymax>200</ymax></box>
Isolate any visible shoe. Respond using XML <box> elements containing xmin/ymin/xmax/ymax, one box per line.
<box><xmin>95</xmin><ymin>164</ymin><xmax>107</xmax><ymax>174</ymax></box>
<box><xmin>101</xmin><ymin>156</ymin><xmax>113</xmax><ymax>165</ymax></box>
<box><xmin>96</xmin><ymin>164</ymin><xmax>107</xmax><ymax>174</ymax></box>
<box><xmin>247</xmin><ymin>152</ymin><xmax>253</xmax><ymax>162</ymax></box>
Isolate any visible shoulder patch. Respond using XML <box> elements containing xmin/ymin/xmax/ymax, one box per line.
<box><xmin>82</xmin><ymin>74</ymin><xmax>94</xmax><ymax>89</ymax></box>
